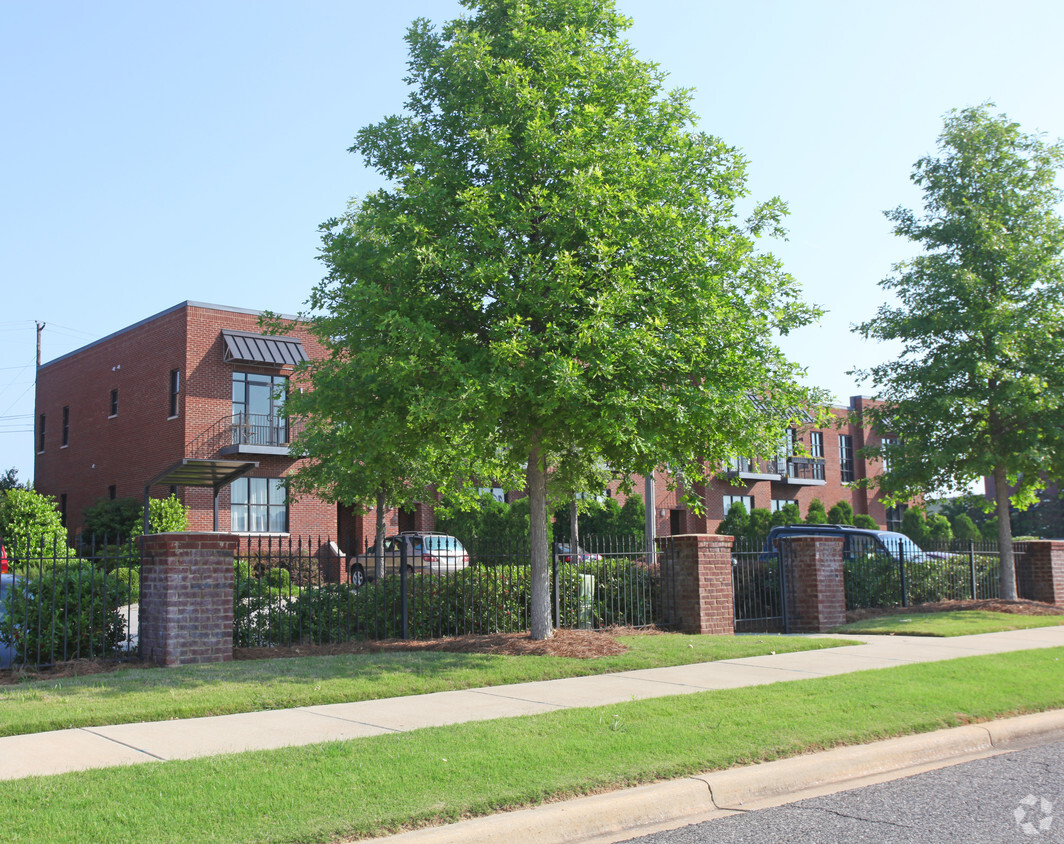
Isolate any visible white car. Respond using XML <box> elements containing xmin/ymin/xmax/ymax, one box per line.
<box><xmin>348</xmin><ymin>532</ymin><xmax>469</xmax><ymax>587</ymax></box>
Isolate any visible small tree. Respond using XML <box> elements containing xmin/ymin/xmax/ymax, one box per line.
<box><xmin>748</xmin><ymin>507</ymin><xmax>774</xmax><ymax>539</ymax></box>
<box><xmin>82</xmin><ymin>498</ymin><xmax>143</xmax><ymax>541</ymax></box>
<box><xmin>901</xmin><ymin>507</ymin><xmax>930</xmax><ymax>547</ymax></box>
<box><xmin>0</xmin><ymin>488</ymin><xmax>70</xmax><ymax>565</ymax></box>
<box><xmin>770</xmin><ymin>502</ymin><xmax>801</xmax><ymax>528</ymax></box>
<box><xmin>716</xmin><ymin>502</ymin><xmax>749</xmax><ymax>538</ymax></box>
<box><xmin>827</xmin><ymin>501</ymin><xmax>854</xmax><ymax>525</ymax></box>
<box><xmin>853</xmin><ymin>514</ymin><xmax>879</xmax><ymax>529</ymax></box>
<box><xmin>0</xmin><ymin>468</ymin><xmax>26</xmax><ymax>491</ymax></box>
<box><xmin>804</xmin><ymin>499</ymin><xmax>828</xmax><ymax>524</ymax></box>
<box><xmin>854</xmin><ymin>104</ymin><xmax>1064</xmax><ymax>599</ymax></box>
<box><xmin>925</xmin><ymin>513</ymin><xmax>954</xmax><ymax>544</ymax></box>
<box><xmin>950</xmin><ymin>513</ymin><xmax>982</xmax><ymax>542</ymax></box>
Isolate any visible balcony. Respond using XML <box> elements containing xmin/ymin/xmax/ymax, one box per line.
<box><xmin>773</xmin><ymin>456</ymin><xmax>826</xmax><ymax>486</ymax></box>
<box><xmin>219</xmin><ymin>413</ymin><xmax>298</xmax><ymax>457</ymax></box>
<box><xmin>725</xmin><ymin>456</ymin><xmax>783</xmax><ymax>482</ymax></box>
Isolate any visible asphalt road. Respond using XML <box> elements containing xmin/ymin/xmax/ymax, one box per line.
<box><xmin>620</xmin><ymin>740</ymin><xmax>1064</xmax><ymax>844</ymax></box>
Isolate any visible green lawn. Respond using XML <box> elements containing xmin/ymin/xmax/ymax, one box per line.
<box><xmin>833</xmin><ymin>610</ymin><xmax>1064</xmax><ymax>637</ymax></box>
<box><xmin>0</xmin><ymin>632</ymin><xmax>846</xmax><ymax>737</ymax></box>
<box><xmin>4</xmin><ymin>647</ymin><xmax>1063</xmax><ymax>843</ymax></box>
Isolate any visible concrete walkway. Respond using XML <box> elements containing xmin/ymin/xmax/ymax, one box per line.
<box><xmin>2</xmin><ymin>625</ymin><xmax>1063</xmax><ymax>784</ymax></box>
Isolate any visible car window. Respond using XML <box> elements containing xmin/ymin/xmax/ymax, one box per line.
<box><xmin>410</xmin><ymin>537</ymin><xmax>423</xmax><ymax>552</ymax></box>
<box><xmin>424</xmin><ymin>535</ymin><xmax>465</xmax><ymax>553</ymax></box>
<box><xmin>383</xmin><ymin>537</ymin><xmax>398</xmax><ymax>553</ymax></box>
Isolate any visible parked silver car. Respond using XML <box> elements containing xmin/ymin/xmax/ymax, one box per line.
<box><xmin>348</xmin><ymin>532</ymin><xmax>469</xmax><ymax>587</ymax></box>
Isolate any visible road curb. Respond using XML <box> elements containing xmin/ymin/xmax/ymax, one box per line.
<box><xmin>373</xmin><ymin>709</ymin><xmax>1064</xmax><ymax>843</ymax></box>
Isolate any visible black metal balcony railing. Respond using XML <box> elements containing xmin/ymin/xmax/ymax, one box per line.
<box><xmin>232</xmin><ymin>413</ymin><xmax>288</xmax><ymax>447</ymax></box>
<box><xmin>780</xmin><ymin>456</ymin><xmax>826</xmax><ymax>481</ymax></box>
<box><xmin>185</xmin><ymin>413</ymin><xmax>303</xmax><ymax>459</ymax></box>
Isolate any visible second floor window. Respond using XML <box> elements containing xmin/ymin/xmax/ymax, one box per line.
<box><xmin>169</xmin><ymin>369</ymin><xmax>181</xmax><ymax>418</ymax></box>
<box><xmin>109</xmin><ymin>389</ymin><xmax>118</xmax><ymax>417</ymax></box>
<box><xmin>38</xmin><ymin>413</ymin><xmax>45</xmax><ymax>452</ymax></box>
<box><xmin>809</xmin><ymin>431</ymin><xmax>825</xmax><ymax>479</ymax></box>
<box><xmin>880</xmin><ymin>437</ymin><xmax>899</xmax><ymax>473</ymax></box>
<box><xmin>62</xmin><ymin>406</ymin><xmax>69</xmax><ymax>447</ymax></box>
<box><xmin>232</xmin><ymin>372</ymin><xmax>288</xmax><ymax>445</ymax></box>
<box><xmin>839</xmin><ymin>434</ymin><xmax>855</xmax><ymax>483</ymax></box>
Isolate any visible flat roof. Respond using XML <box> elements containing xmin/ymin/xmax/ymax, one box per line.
<box><xmin>38</xmin><ymin>301</ymin><xmax>302</xmax><ymax>370</ymax></box>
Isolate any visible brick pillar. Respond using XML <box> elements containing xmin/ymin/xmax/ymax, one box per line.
<box><xmin>661</xmin><ymin>534</ymin><xmax>735</xmax><ymax>635</ymax></box>
<box><xmin>1015</xmin><ymin>541</ymin><xmax>1064</xmax><ymax>607</ymax></box>
<box><xmin>138</xmin><ymin>532</ymin><xmax>238</xmax><ymax>666</ymax></box>
<box><xmin>782</xmin><ymin>536</ymin><xmax>846</xmax><ymax>633</ymax></box>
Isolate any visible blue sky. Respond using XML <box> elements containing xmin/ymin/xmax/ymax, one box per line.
<box><xmin>3</xmin><ymin>0</ymin><xmax>1064</xmax><ymax>484</ymax></box>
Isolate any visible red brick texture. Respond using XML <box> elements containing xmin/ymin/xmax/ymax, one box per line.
<box><xmin>663</xmin><ymin>534</ymin><xmax>735</xmax><ymax>635</ymax></box>
<box><xmin>1015</xmin><ymin>541</ymin><xmax>1064</xmax><ymax>607</ymax></box>
<box><xmin>781</xmin><ymin>536</ymin><xmax>846</xmax><ymax>633</ymax></box>
<box><xmin>138</xmin><ymin>532</ymin><xmax>238</xmax><ymax>666</ymax></box>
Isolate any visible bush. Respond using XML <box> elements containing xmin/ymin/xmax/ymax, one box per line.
<box><xmin>0</xmin><ymin>488</ymin><xmax>71</xmax><ymax>567</ymax></box>
<box><xmin>827</xmin><ymin>501</ymin><xmax>854</xmax><ymax>525</ymax></box>
<box><xmin>853</xmin><ymin>514</ymin><xmax>878</xmax><ymax>529</ymax></box>
<box><xmin>0</xmin><ymin>561</ymin><xmax>127</xmax><ymax>663</ymax></box>
<box><xmin>804</xmin><ymin>498</ymin><xmax>828</xmax><ymax>523</ymax></box>
<box><xmin>81</xmin><ymin>494</ymin><xmax>190</xmax><ymax>546</ymax></box>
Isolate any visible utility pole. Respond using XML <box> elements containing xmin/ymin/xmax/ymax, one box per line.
<box><xmin>36</xmin><ymin>321</ymin><xmax>45</xmax><ymax>367</ymax></box>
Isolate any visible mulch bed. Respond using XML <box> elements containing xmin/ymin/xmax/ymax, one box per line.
<box><xmin>845</xmin><ymin>598</ymin><xmax>1064</xmax><ymax>623</ymax></box>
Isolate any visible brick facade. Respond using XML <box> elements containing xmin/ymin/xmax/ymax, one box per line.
<box><xmin>138</xmin><ymin>533</ymin><xmax>237</xmax><ymax>665</ymax></box>
<box><xmin>781</xmin><ymin>535</ymin><xmax>846</xmax><ymax>633</ymax></box>
<box><xmin>661</xmin><ymin>534</ymin><xmax>735</xmax><ymax>635</ymax></box>
<box><xmin>607</xmin><ymin>397</ymin><xmax>897</xmax><ymax>536</ymax></box>
<box><xmin>1016</xmin><ymin>541</ymin><xmax>1064</xmax><ymax>607</ymax></box>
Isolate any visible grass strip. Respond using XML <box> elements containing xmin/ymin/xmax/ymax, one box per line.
<box><xmin>834</xmin><ymin>611</ymin><xmax>1064</xmax><ymax>637</ymax></box>
<box><xmin>0</xmin><ymin>633</ymin><xmax>844</xmax><ymax>737</ymax></box>
<box><xmin>4</xmin><ymin>647</ymin><xmax>1063</xmax><ymax>843</ymax></box>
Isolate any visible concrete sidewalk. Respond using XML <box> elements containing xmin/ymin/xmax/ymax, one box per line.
<box><xmin>2</xmin><ymin>625</ymin><xmax>1063</xmax><ymax>783</ymax></box>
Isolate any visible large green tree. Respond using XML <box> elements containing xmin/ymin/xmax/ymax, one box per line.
<box><xmin>297</xmin><ymin>0</ymin><xmax>817</xmax><ymax>637</ymax></box>
<box><xmin>855</xmin><ymin>104</ymin><xmax>1064</xmax><ymax>599</ymax></box>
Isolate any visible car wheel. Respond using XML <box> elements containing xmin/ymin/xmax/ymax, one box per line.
<box><xmin>349</xmin><ymin>564</ymin><xmax>366</xmax><ymax>588</ymax></box>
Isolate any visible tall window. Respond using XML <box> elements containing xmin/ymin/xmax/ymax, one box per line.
<box><xmin>771</xmin><ymin>498</ymin><xmax>798</xmax><ymax>512</ymax></box>
<box><xmin>880</xmin><ymin>437</ymin><xmax>899</xmax><ymax>473</ymax></box>
<box><xmin>232</xmin><ymin>372</ymin><xmax>288</xmax><ymax>445</ymax></box>
<box><xmin>108</xmin><ymin>485</ymin><xmax>117</xmax><ymax>500</ymax></box>
<box><xmin>231</xmin><ymin>477</ymin><xmax>288</xmax><ymax>533</ymax></box>
<box><xmin>810</xmin><ymin>431</ymin><xmax>825</xmax><ymax>479</ymax></box>
<box><xmin>839</xmin><ymin>434</ymin><xmax>855</xmax><ymax>482</ymax></box>
<box><xmin>37</xmin><ymin>413</ymin><xmax>45</xmax><ymax>452</ymax></box>
<box><xmin>886</xmin><ymin>505</ymin><xmax>905</xmax><ymax>532</ymax></box>
<box><xmin>723</xmin><ymin>494</ymin><xmax>754</xmax><ymax>514</ymax></box>
<box><xmin>109</xmin><ymin>389</ymin><xmax>118</xmax><ymax>417</ymax></box>
<box><xmin>62</xmin><ymin>406</ymin><xmax>70</xmax><ymax>447</ymax></box>
<box><xmin>169</xmin><ymin>369</ymin><xmax>181</xmax><ymax>418</ymax></box>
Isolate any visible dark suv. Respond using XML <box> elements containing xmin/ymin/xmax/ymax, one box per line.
<box><xmin>762</xmin><ymin>524</ymin><xmax>932</xmax><ymax>563</ymax></box>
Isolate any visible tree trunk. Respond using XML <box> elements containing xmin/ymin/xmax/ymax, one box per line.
<box><xmin>993</xmin><ymin>463</ymin><xmax>1017</xmax><ymax>600</ymax></box>
<box><xmin>570</xmin><ymin>499</ymin><xmax>580</xmax><ymax>562</ymax></box>
<box><xmin>527</xmin><ymin>436</ymin><xmax>553</xmax><ymax>640</ymax></box>
<box><xmin>374</xmin><ymin>487</ymin><xmax>386</xmax><ymax>581</ymax></box>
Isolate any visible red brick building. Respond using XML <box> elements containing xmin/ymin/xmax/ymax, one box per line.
<box><xmin>34</xmin><ymin>301</ymin><xmax>897</xmax><ymax>549</ymax></box>
<box><xmin>610</xmin><ymin>396</ymin><xmax>901</xmax><ymax>536</ymax></box>
<box><xmin>33</xmin><ymin>301</ymin><xmax>430</xmax><ymax>550</ymax></box>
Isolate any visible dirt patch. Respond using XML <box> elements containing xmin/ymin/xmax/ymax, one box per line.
<box><xmin>846</xmin><ymin>598</ymin><xmax>1064</xmax><ymax>623</ymax></box>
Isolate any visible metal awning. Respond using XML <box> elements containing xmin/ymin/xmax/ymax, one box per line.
<box><xmin>144</xmin><ymin>458</ymin><xmax>258</xmax><ymax>533</ymax></box>
<box><xmin>221</xmin><ymin>329</ymin><xmax>308</xmax><ymax>367</ymax></box>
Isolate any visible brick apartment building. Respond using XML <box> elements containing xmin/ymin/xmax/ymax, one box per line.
<box><xmin>34</xmin><ymin>301</ymin><xmax>898</xmax><ymax>551</ymax></box>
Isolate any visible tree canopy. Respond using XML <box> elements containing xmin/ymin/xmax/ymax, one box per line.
<box><xmin>291</xmin><ymin>0</ymin><xmax>818</xmax><ymax>636</ymax></box>
<box><xmin>854</xmin><ymin>103</ymin><xmax>1064</xmax><ymax>598</ymax></box>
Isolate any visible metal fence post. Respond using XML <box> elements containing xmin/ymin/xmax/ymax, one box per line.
<box><xmin>899</xmin><ymin>544</ymin><xmax>908</xmax><ymax>608</ymax></box>
<box><xmin>968</xmin><ymin>539</ymin><xmax>978</xmax><ymax>600</ymax></box>
<box><xmin>400</xmin><ymin>540</ymin><xmax>409</xmax><ymax>640</ymax></box>
<box><xmin>552</xmin><ymin>549</ymin><xmax>560</xmax><ymax>630</ymax></box>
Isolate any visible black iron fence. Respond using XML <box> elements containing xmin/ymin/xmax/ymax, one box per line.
<box><xmin>233</xmin><ymin>534</ymin><xmax>665</xmax><ymax>648</ymax></box>
<box><xmin>0</xmin><ymin>534</ymin><xmax>140</xmax><ymax>670</ymax></box>
<box><xmin>731</xmin><ymin>535</ymin><xmax>787</xmax><ymax>633</ymax></box>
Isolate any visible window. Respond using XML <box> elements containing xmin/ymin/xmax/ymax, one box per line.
<box><xmin>886</xmin><ymin>505</ymin><xmax>905</xmax><ymax>532</ymax></box>
<box><xmin>169</xmin><ymin>369</ymin><xmax>181</xmax><ymax>418</ymax></box>
<box><xmin>231</xmin><ymin>477</ymin><xmax>288</xmax><ymax>533</ymax></box>
<box><xmin>723</xmin><ymin>494</ymin><xmax>754</xmax><ymax>514</ymax></box>
<box><xmin>109</xmin><ymin>389</ymin><xmax>118</xmax><ymax>417</ymax></box>
<box><xmin>771</xmin><ymin>499</ymin><xmax>798</xmax><ymax>512</ymax></box>
<box><xmin>108</xmin><ymin>485</ymin><xmax>117</xmax><ymax>500</ymax></box>
<box><xmin>232</xmin><ymin>372</ymin><xmax>288</xmax><ymax>445</ymax></box>
<box><xmin>477</xmin><ymin>487</ymin><xmax>505</xmax><ymax>503</ymax></box>
<box><xmin>839</xmin><ymin>434</ymin><xmax>855</xmax><ymax>483</ymax></box>
<box><xmin>880</xmin><ymin>437</ymin><xmax>899</xmax><ymax>473</ymax></box>
<box><xmin>809</xmin><ymin>431</ymin><xmax>825</xmax><ymax>479</ymax></box>
<box><xmin>37</xmin><ymin>413</ymin><xmax>45</xmax><ymax>452</ymax></box>
<box><xmin>62</xmin><ymin>406</ymin><xmax>69</xmax><ymax>447</ymax></box>
<box><xmin>670</xmin><ymin>509</ymin><xmax>685</xmax><ymax>535</ymax></box>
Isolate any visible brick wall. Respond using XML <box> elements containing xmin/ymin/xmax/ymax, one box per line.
<box><xmin>138</xmin><ymin>532</ymin><xmax>238</xmax><ymax>665</ymax></box>
<box><xmin>1016</xmin><ymin>541</ymin><xmax>1064</xmax><ymax>607</ymax></box>
<box><xmin>661</xmin><ymin>534</ymin><xmax>734</xmax><ymax>635</ymax></box>
<box><xmin>781</xmin><ymin>536</ymin><xmax>846</xmax><ymax>633</ymax></box>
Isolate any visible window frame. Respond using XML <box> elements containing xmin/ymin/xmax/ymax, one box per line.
<box><xmin>839</xmin><ymin>434</ymin><xmax>855</xmax><ymax>483</ymax></box>
<box><xmin>62</xmin><ymin>405</ymin><xmax>69</xmax><ymax>447</ymax></box>
<box><xmin>169</xmin><ymin>369</ymin><xmax>181</xmax><ymax>418</ymax></box>
<box><xmin>230</xmin><ymin>476</ymin><xmax>289</xmax><ymax>534</ymax></box>
<box><xmin>109</xmin><ymin>389</ymin><xmax>118</xmax><ymax>418</ymax></box>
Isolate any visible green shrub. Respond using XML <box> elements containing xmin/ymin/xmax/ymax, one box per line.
<box><xmin>804</xmin><ymin>499</ymin><xmax>828</xmax><ymax>523</ymax></box>
<box><xmin>0</xmin><ymin>561</ymin><xmax>126</xmax><ymax>664</ymax></box>
<box><xmin>853</xmin><ymin>514</ymin><xmax>878</xmax><ymax>529</ymax></box>
<box><xmin>0</xmin><ymin>488</ymin><xmax>71</xmax><ymax>567</ymax></box>
<box><xmin>827</xmin><ymin>501</ymin><xmax>854</xmax><ymax>525</ymax></box>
